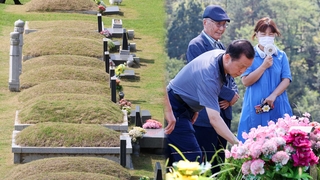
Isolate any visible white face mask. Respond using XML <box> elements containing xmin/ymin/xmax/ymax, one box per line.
<box><xmin>258</xmin><ymin>36</ymin><xmax>275</xmax><ymax>47</ymax></box>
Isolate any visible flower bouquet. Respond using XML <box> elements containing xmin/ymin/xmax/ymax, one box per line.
<box><xmin>142</xmin><ymin>119</ymin><xmax>162</xmax><ymax>129</ymax></box>
<box><xmin>118</xmin><ymin>98</ymin><xmax>131</xmax><ymax>115</ymax></box>
<box><xmin>115</xmin><ymin>63</ymin><xmax>126</xmax><ymax>77</ymax></box>
<box><xmin>100</xmin><ymin>29</ymin><xmax>112</xmax><ymax>38</ymax></box>
<box><xmin>128</xmin><ymin>126</ymin><xmax>146</xmax><ymax>144</ymax></box>
<box><xmin>220</xmin><ymin>113</ymin><xmax>319</xmax><ymax>180</ymax></box>
<box><xmin>93</xmin><ymin>0</ymin><xmax>107</xmax><ymax>13</ymax></box>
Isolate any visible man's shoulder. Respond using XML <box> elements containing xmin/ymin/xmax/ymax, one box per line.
<box><xmin>200</xmin><ymin>49</ymin><xmax>225</xmax><ymax>58</ymax></box>
<box><xmin>189</xmin><ymin>34</ymin><xmax>206</xmax><ymax>45</ymax></box>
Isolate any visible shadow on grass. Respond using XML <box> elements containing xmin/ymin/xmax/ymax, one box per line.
<box><xmin>140</xmin><ymin>58</ymin><xmax>155</xmax><ymax>64</ymax></box>
<box><xmin>131</xmin><ymin>149</ymin><xmax>165</xmax><ymax>180</ymax></box>
<box><xmin>130</xmin><ymin>100</ymin><xmax>147</xmax><ymax>104</ymax></box>
<box><xmin>121</xmin><ymin>76</ymin><xmax>140</xmax><ymax>82</ymax></box>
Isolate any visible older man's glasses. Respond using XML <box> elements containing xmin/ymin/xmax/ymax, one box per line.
<box><xmin>207</xmin><ymin>19</ymin><xmax>228</xmax><ymax>29</ymax></box>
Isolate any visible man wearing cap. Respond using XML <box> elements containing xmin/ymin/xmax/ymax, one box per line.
<box><xmin>186</xmin><ymin>5</ymin><xmax>239</xmax><ymax>174</ymax></box>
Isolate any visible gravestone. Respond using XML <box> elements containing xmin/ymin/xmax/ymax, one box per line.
<box><xmin>105</xmin><ymin>28</ymin><xmax>123</xmax><ymax>38</ymax></box>
<box><xmin>112</xmin><ymin>19</ymin><xmax>122</xmax><ymax>28</ymax></box>
<box><xmin>140</xmin><ymin>128</ymin><xmax>165</xmax><ymax>151</ymax></box>
<box><xmin>122</xmin><ymin>28</ymin><xmax>129</xmax><ymax>50</ymax></box>
<box><xmin>154</xmin><ymin>162</ymin><xmax>163</xmax><ymax>180</ymax></box>
<box><xmin>127</xmin><ymin>29</ymin><xmax>134</xmax><ymax>40</ymax></box>
<box><xmin>9</xmin><ymin>32</ymin><xmax>20</xmax><ymax>92</ymax></box>
<box><xmin>110</xmin><ymin>54</ymin><xmax>133</xmax><ymax>66</ymax></box>
<box><xmin>102</xmin><ymin>6</ymin><xmax>120</xmax><ymax>15</ymax></box>
<box><xmin>120</xmin><ymin>138</ymin><xmax>126</xmax><ymax>167</ymax></box>
<box><xmin>135</xmin><ymin>105</ymin><xmax>142</xmax><ymax>127</ymax></box>
<box><xmin>110</xmin><ymin>76</ymin><xmax>117</xmax><ymax>103</ymax></box>
<box><xmin>129</xmin><ymin>43</ymin><xmax>136</xmax><ymax>52</ymax></box>
<box><xmin>103</xmin><ymin>38</ymin><xmax>110</xmax><ymax>74</ymax></box>
<box><xmin>130</xmin><ymin>106</ymin><xmax>151</xmax><ymax>125</ymax></box>
<box><xmin>97</xmin><ymin>13</ymin><xmax>102</xmax><ymax>32</ymax></box>
<box><xmin>13</xmin><ymin>19</ymin><xmax>25</xmax><ymax>75</ymax></box>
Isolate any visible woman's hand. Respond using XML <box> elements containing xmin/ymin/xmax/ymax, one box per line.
<box><xmin>261</xmin><ymin>55</ymin><xmax>273</xmax><ymax>69</ymax></box>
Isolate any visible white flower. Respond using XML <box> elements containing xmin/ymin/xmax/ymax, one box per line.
<box><xmin>262</xmin><ymin>105</ymin><xmax>271</xmax><ymax>112</ymax></box>
<box><xmin>129</xmin><ymin>127</ymin><xmax>146</xmax><ymax>142</ymax></box>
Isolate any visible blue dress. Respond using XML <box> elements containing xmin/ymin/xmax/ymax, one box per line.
<box><xmin>237</xmin><ymin>45</ymin><xmax>293</xmax><ymax>142</ymax></box>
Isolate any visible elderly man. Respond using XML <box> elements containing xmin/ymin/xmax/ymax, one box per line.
<box><xmin>186</xmin><ymin>5</ymin><xmax>239</xmax><ymax>174</ymax></box>
<box><xmin>165</xmin><ymin>39</ymin><xmax>255</xmax><ymax>168</ymax></box>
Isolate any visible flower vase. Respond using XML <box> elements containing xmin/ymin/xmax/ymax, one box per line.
<box><xmin>132</xmin><ymin>142</ymin><xmax>140</xmax><ymax>157</ymax></box>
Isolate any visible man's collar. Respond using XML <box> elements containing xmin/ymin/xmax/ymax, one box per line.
<box><xmin>217</xmin><ymin>53</ymin><xmax>227</xmax><ymax>83</ymax></box>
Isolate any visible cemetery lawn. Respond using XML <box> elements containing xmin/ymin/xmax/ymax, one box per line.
<box><xmin>0</xmin><ymin>0</ymin><xmax>166</xmax><ymax>179</ymax></box>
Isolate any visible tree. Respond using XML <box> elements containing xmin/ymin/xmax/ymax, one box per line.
<box><xmin>166</xmin><ymin>0</ymin><xmax>204</xmax><ymax>60</ymax></box>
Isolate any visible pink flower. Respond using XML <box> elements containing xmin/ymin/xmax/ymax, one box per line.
<box><xmin>250</xmin><ymin>159</ymin><xmax>265</xmax><ymax>175</ymax></box>
<box><xmin>272</xmin><ymin>151</ymin><xmax>290</xmax><ymax>165</ymax></box>
<box><xmin>98</xmin><ymin>5</ymin><xmax>106</xmax><ymax>12</ymax></box>
<box><xmin>227</xmin><ymin>113</ymin><xmax>320</xmax><ymax>179</ymax></box>
<box><xmin>225</xmin><ymin>149</ymin><xmax>231</xmax><ymax>158</ymax></box>
<box><xmin>261</xmin><ymin>139</ymin><xmax>278</xmax><ymax>155</ymax></box>
<box><xmin>241</xmin><ymin>160</ymin><xmax>252</xmax><ymax>175</ymax></box>
<box><xmin>303</xmin><ymin>112</ymin><xmax>311</xmax><ymax>118</ymax></box>
<box><xmin>248</xmin><ymin>140</ymin><xmax>263</xmax><ymax>158</ymax></box>
<box><xmin>142</xmin><ymin>119</ymin><xmax>162</xmax><ymax>129</ymax></box>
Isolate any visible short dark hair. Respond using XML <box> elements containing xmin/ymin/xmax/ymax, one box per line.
<box><xmin>226</xmin><ymin>39</ymin><xmax>255</xmax><ymax>60</ymax></box>
<box><xmin>252</xmin><ymin>17</ymin><xmax>281</xmax><ymax>40</ymax></box>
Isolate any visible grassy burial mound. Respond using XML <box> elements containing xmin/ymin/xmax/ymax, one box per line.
<box><xmin>4</xmin><ymin>157</ymin><xmax>131</xmax><ymax>180</ymax></box>
<box><xmin>15</xmin><ymin>122</ymin><xmax>121</xmax><ymax>147</ymax></box>
<box><xmin>20</xmin><ymin>65</ymin><xmax>108</xmax><ymax>89</ymax></box>
<box><xmin>18</xmin><ymin>94</ymin><xmax>123</xmax><ymax>124</ymax></box>
<box><xmin>17</xmin><ymin>172</ymin><xmax>122</xmax><ymax>180</ymax></box>
<box><xmin>24</xmin><ymin>0</ymin><xmax>97</xmax><ymax>12</ymax></box>
<box><xmin>22</xmin><ymin>55</ymin><xmax>105</xmax><ymax>72</ymax></box>
<box><xmin>18</xmin><ymin>80</ymin><xmax>110</xmax><ymax>103</ymax></box>
<box><xmin>23</xmin><ymin>20</ymin><xmax>103</xmax><ymax>59</ymax></box>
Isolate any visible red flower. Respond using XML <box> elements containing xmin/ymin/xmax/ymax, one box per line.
<box><xmin>98</xmin><ymin>5</ymin><xmax>106</xmax><ymax>12</ymax></box>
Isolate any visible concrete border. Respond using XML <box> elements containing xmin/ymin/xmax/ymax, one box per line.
<box><xmin>12</xmin><ymin>131</ymin><xmax>134</xmax><ymax>169</ymax></box>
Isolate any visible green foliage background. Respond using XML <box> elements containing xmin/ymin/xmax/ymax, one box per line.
<box><xmin>165</xmin><ymin>0</ymin><xmax>320</xmax><ymax>133</ymax></box>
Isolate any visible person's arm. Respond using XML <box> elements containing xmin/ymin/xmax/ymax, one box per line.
<box><xmin>264</xmin><ymin>78</ymin><xmax>291</xmax><ymax>106</ymax></box>
<box><xmin>242</xmin><ymin>55</ymin><xmax>273</xmax><ymax>87</ymax></box>
<box><xmin>218</xmin><ymin>78</ymin><xmax>239</xmax><ymax>109</ymax></box>
<box><xmin>205</xmin><ymin>107</ymin><xmax>239</xmax><ymax>145</ymax></box>
<box><xmin>164</xmin><ymin>91</ymin><xmax>176</xmax><ymax>135</ymax></box>
<box><xmin>218</xmin><ymin>85</ymin><xmax>235</xmax><ymax>102</ymax></box>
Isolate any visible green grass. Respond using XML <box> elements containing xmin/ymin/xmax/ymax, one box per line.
<box><xmin>3</xmin><ymin>157</ymin><xmax>131</xmax><ymax>180</ymax></box>
<box><xmin>0</xmin><ymin>0</ymin><xmax>166</xmax><ymax>178</ymax></box>
<box><xmin>15</xmin><ymin>122</ymin><xmax>121</xmax><ymax>147</ymax></box>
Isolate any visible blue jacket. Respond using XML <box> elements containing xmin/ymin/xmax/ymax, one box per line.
<box><xmin>186</xmin><ymin>32</ymin><xmax>237</xmax><ymax>126</ymax></box>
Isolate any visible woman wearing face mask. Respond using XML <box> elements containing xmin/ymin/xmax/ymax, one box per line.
<box><xmin>237</xmin><ymin>17</ymin><xmax>293</xmax><ymax>142</ymax></box>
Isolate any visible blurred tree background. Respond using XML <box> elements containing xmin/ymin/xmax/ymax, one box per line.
<box><xmin>165</xmin><ymin>0</ymin><xmax>320</xmax><ymax>133</ymax></box>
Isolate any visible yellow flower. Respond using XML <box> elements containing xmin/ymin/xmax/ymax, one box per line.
<box><xmin>115</xmin><ymin>63</ymin><xmax>126</xmax><ymax>77</ymax></box>
<box><xmin>176</xmin><ymin>160</ymin><xmax>200</xmax><ymax>171</ymax></box>
<box><xmin>165</xmin><ymin>171</ymin><xmax>199</xmax><ymax>180</ymax></box>
<box><xmin>173</xmin><ymin>160</ymin><xmax>201</xmax><ymax>176</ymax></box>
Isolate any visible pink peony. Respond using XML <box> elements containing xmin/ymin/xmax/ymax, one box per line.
<box><xmin>241</xmin><ymin>160</ymin><xmax>252</xmax><ymax>175</ymax></box>
<box><xmin>261</xmin><ymin>139</ymin><xmax>278</xmax><ymax>155</ymax></box>
<box><xmin>272</xmin><ymin>151</ymin><xmax>290</xmax><ymax>165</ymax></box>
<box><xmin>250</xmin><ymin>159</ymin><xmax>265</xmax><ymax>175</ymax></box>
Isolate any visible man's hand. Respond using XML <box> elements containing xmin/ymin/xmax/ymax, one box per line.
<box><xmin>164</xmin><ymin>111</ymin><xmax>176</xmax><ymax>134</ymax></box>
<box><xmin>219</xmin><ymin>100</ymin><xmax>230</xmax><ymax>110</ymax></box>
<box><xmin>229</xmin><ymin>93</ymin><xmax>240</xmax><ymax>106</ymax></box>
<box><xmin>191</xmin><ymin>112</ymin><xmax>198</xmax><ymax>124</ymax></box>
